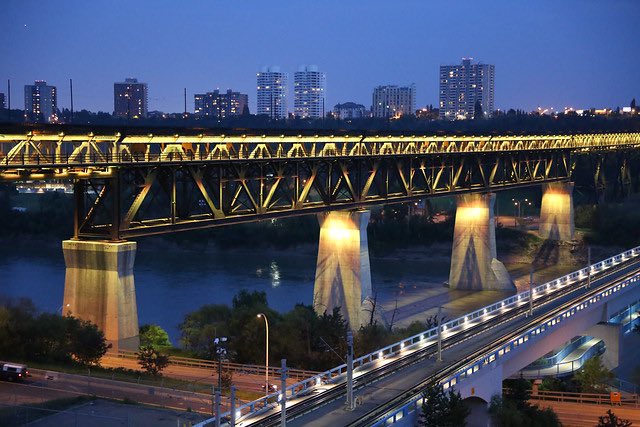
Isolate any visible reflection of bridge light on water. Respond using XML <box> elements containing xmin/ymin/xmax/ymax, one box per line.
<box><xmin>270</xmin><ymin>261</ymin><xmax>281</xmax><ymax>287</ymax></box>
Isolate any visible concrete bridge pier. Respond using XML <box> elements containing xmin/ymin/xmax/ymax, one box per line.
<box><xmin>62</xmin><ymin>240</ymin><xmax>140</xmax><ymax>351</ymax></box>
<box><xmin>449</xmin><ymin>193</ymin><xmax>514</xmax><ymax>291</ymax></box>
<box><xmin>539</xmin><ymin>182</ymin><xmax>575</xmax><ymax>241</ymax></box>
<box><xmin>313</xmin><ymin>210</ymin><xmax>373</xmax><ymax>329</ymax></box>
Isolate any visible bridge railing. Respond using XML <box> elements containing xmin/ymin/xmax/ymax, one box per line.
<box><xmin>2</xmin><ymin>132</ymin><xmax>640</xmax><ymax>168</ymax></box>
<box><xmin>199</xmin><ymin>245</ymin><xmax>640</xmax><ymax>426</ymax></box>
<box><xmin>518</xmin><ymin>339</ymin><xmax>605</xmax><ymax>378</ymax></box>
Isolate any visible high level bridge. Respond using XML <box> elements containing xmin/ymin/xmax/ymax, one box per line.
<box><xmin>1</xmin><ymin>125</ymin><xmax>639</xmax><ymax>352</ymax></box>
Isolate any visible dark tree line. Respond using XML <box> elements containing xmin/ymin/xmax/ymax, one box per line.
<box><xmin>0</xmin><ymin>297</ymin><xmax>109</xmax><ymax>365</ymax></box>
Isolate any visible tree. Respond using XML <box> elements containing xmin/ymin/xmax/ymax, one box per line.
<box><xmin>139</xmin><ymin>324</ymin><xmax>172</xmax><ymax>350</ymax></box>
<box><xmin>419</xmin><ymin>383</ymin><xmax>469</xmax><ymax>427</ymax></box>
<box><xmin>575</xmin><ymin>355</ymin><xmax>614</xmax><ymax>393</ymax></box>
<box><xmin>137</xmin><ymin>346</ymin><xmax>170</xmax><ymax>377</ymax></box>
<box><xmin>68</xmin><ymin>318</ymin><xmax>110</xmax><ymax>365</ymax></box>
<box><xmin>474</xmin><ymin>100</ymin><xmax>484</xmax><ymax>119</ymax></box>
<box><xmin>489</xmin><ymin>394</ymin><xmax>561</xmax><ymax>427</ymax></box>
<box><xmin>504</xmin><ymin>377</ymin><xmax>531</xmax><ymax>411</ymax></box>
<box><xmin>598</xmin><ymin>409</ymin><xmax>632</xmax><ymax>427</ymax></box>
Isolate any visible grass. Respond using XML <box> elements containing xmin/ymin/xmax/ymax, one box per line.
<box><xmin>25</xmin><ymin>360</ymin><xmax>211</xmax><ymax>394</ymax></box>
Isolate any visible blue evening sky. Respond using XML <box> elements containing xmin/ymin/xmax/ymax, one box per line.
<box><xmin>1</xmin><ymin>1</ymin><xmax>639</xmax><ymax>114</ymax></box>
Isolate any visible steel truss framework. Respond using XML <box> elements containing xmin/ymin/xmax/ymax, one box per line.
<box><xmin>74</xmin><ymin>151</ymin><xmax>569</xmax><ymax>239</ymax></box>
<box><xmin>0</xmin><ymin>128</ymin><xmax>638</xmax><ymax>239</ymax></box>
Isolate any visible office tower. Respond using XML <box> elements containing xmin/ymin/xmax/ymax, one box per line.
<box><xmin>256</xmin><ymin>66</ymin><xmax>287</xmax><ymax>119</ymax></box>
<box><xmin>293</xmin><ymin>65</ymin><xmax>326</xmax><ymax>118</ymax></box>
<box><xmin>439</xmin><ymin>58</ymin><xmax>495</xmax><ymax>120</ymax></box>
<box><xmin>372</xmin><ymin>85</ymin><xmax>416</xmax><ymax>118</ymax></box>
<box><xmin>24</xmin><ymin>81</ymin><xmax>57</xmax><ymax>123</ymax></box>
<box><xmin>114</xmin><ymin>78</ymin><xmax>148</xmax><ymax>119</ymax></box>
<box><xmin>0</xmin><ymin>93</ymin><xmax>5</xmax><ymax>110</ymax></box>
<box><xmin>194</xmin><ymin>89</ymin><xmax>249</xmax><ymax>119</ymax></box>
<box><xmin>333</xmin><ymin>102</ymin><xmax>367</xmax><ymax>120</ymax></box>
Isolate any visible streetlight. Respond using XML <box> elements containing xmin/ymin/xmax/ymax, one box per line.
<box><xmin>511</xmin><ymin>198</ymin><xmax>532</xmax><ymax>228</ymax></box>
<box><xmin>257</xmin><ymin>313</ymin><xmax>269</xmax><ymax>396</ymax></box>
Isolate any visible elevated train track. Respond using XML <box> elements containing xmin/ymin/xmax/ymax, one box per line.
<box><xmin>208</xmin><ymin>248</ymin><xmax>640</xmax><ymax>427</ymax></box>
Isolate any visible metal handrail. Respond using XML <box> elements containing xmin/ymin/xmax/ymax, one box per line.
<box><xmin>1</xmin><ymin>132</ymin><xmax>640</xmax><ymax>168</ymax></box>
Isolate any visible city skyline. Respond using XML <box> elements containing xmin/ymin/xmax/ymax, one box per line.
<box><xmin>1</xmin><ymin>1</ymin><xmax>639</xmax><ymax>115</ymax></box>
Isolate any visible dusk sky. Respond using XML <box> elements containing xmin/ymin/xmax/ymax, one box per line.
<box><xmin>2</xmin><ymin>1</ymin><xmax>639</xmax><ymax>115</ymax></box>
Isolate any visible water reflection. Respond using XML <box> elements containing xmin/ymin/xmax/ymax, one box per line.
<box><xmin>270</xmin><ymin>261</ymin><xmax>281</xmax><ymax>287</ymax></box>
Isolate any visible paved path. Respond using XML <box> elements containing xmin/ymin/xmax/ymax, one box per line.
<box><xmin>533</xmin><ymin>400</ymin><xmax>640</xmax><ymax>427</ymax></box>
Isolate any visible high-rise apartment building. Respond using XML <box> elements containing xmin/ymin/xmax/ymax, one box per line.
<box><xmin>114</xmin><ymin>78</ymin><xmax>148</xmax><ymax>119</ymax></box>
<box><xmin>194</xmin><ymin>89</ymin><xmax>248</xmax><ymax>119</ymax></box>
<box><xmin>293</xmin><ymin>65</ymin><xmax>326</xmax><ymax>119</ymax></box>
<box><xmin>256</xmin><ymin>66</ymin><xmax>287</xmax><ymax>119</ymax></box>
<box><xmin>24</xmin><ymin>80</ymin><xmax>57</xmax><ymax>123</ymax></box>
<box><xmin>0</xmin><ymin>93</ymin><xmax>5</xmax><ymax>110</ymax></box>
<box><xmin>439</xmin><ymin>58</ymin><xmax>495</xmax><ymax>120</ymax></box>
<box><xmin>372</xmin><ymin>85</ymin><xmax>416</xmax><ymax>118</ymax></box>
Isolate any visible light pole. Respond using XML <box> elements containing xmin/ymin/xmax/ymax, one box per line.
<box><xmin>59</xmin><ymin>303</ymin><xmax>70</xmax><ymax>316</ymax></box>
<box><xmin>213</xmin><ymin>336</ymin><xmax>227</xmax><ymax>425</ymax></box>
<box><xmin>529</xmin><ymin>268</ymin><xmax>534</xmax><ymax>317</ymax></box>
<box><xmin>511</xmin><ymin>198</ymin><xmax>532</xmax><ymax>228</ymax></box>
<box><xmin>257</xmin><ymin>313</ymin><xmax>269</xmax><ymax>396</ymax></box>
<box><xmin>437</xmin><ymin>306</ymin><xmax>443</xmax><ymax>362</ymax></box>
<box><xmin>586</xmin><ymin>245</ymin><xmax>591</xmax><ymax>289</ymax></box>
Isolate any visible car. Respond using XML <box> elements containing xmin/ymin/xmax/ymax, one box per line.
<box><xmin>0</xmin><ymin>362</ymin><xmax>29</xmax><ymax>381</ymax></box>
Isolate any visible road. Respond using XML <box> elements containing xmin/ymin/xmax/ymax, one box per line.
<box><xmin>1</xmin><ymin>368</ymin><xmax>220</xmax><ymax>415</ymax></box>
<box><xmin>233</xmin><ymin>254</ymin><xmax>640</xmax><ymax>426</ymax></box>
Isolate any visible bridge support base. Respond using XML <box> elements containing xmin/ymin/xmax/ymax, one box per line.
<box><xmin>539</xmin><ymin>182</ymin><xmax>575</xmax><ymax>241</ymax></box>
<box><xmin>313</xmin><ymin>210</ymin><xmax>372</xmax><ymax>329</ymax></box>
<box><xmin>585</xmin><ymin>323</ymin><xmax>622</xmax><ymax>370</ymax></box>
<box><xmin>449</xmin><ymin>193</ymin><xmax>514</xmax><ymax>291</ymax></box>
<box><xmin>62</xmin><ymin>240</ymin><xmax>139</xmax><ymax>351</ymax></box>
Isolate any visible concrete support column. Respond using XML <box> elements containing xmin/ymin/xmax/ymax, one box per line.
<box><xmin>62</xmin><ymin>240</ymin><xmax>139</xmax><ymax>351</ymax></box>
<box><xmin>313</xmin><ymin>210</ymin><xmax>372</xmax><ymax>329</ymax></box>
<box><xmin>449</xmin><ymin>193</ymin><xmax>514</xmax><ymax>291</ymax></box>
<box><xmin>585</xmin><ymin>323</ymin><xmax>623</xmax><ymax>370</ymax></box>
<box><xmin>539</xmin><ymin>182</ymin><xmax>575</xmax><ymax>241</ymax></box>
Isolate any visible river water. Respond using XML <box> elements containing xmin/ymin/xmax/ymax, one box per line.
<box><xmin>0</xmin><ymin>241</ymin><xmax>450</xmax><ymax>344</ymax></box>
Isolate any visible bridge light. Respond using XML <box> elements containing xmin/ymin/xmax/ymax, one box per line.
<box><xmin>379</xmin><ymin>351</ymin><xmax>384</xmax><ymax>359</ymax></box>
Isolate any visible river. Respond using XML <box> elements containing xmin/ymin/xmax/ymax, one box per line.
<box><xmin>0</xmin><ymin>240</ymin><xmax>451</xmax><ymax>344</ymax></box>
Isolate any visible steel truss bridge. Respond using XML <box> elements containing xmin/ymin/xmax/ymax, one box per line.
<box><xmin>1</xmin><ymin>126</ymin><xmax>639</xmax><ymax>240</ymax></box>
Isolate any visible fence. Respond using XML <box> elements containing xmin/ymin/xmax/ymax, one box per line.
<box><xmin>105</xmin><ymin>350</ymin><xmax>318</xmax><ymax>382</ymax></box>
<box><xmin>531</xmin><ymin>389</ymin><xmax>640</xmax><ymax>407</ymax></box>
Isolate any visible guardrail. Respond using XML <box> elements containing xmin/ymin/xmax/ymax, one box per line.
<box><xmin>194</xmin><ymin>245</ymin><xmax>640</xmax><ymax>426</ymax></box>
<box><xmin>518</xmin><ymin>339</ymin><xmax>605</xmax><ymax>378</ymax></box>
<box><xmin>105</xmin><ymin>350</ymin><xmax>318</xmax><ymax>382</ymax></box>
<box><xmin>373</xmin><ymin>259</ymin><xmax>640</xmax><ymax>426</ymax></box>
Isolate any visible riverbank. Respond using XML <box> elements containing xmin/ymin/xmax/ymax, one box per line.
<box><xmin>1</xmin><ymin>225</ymin><xmax>629</xmax><ymax>346</ymax></box>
